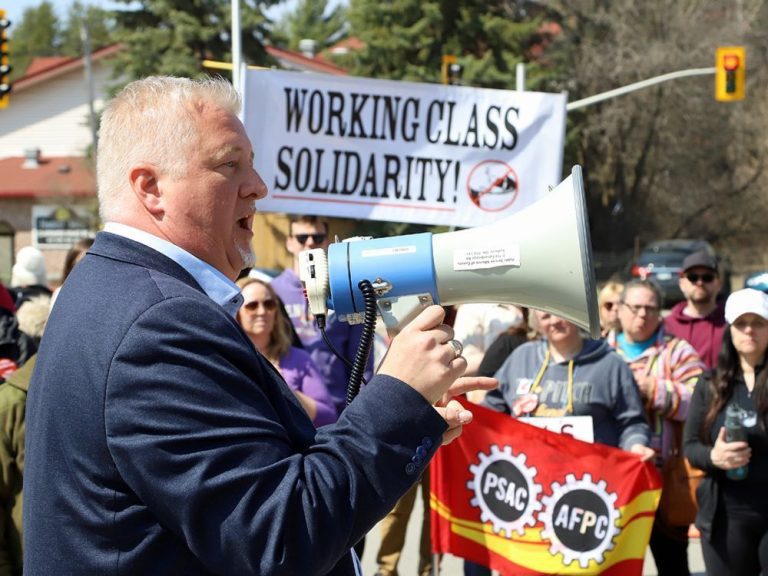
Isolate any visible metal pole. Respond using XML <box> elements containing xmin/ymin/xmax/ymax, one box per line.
<box><xmin>567</xmin><ymin>67</ymin><xmax>716</xmax><ymax>111</ymax></box>
<box><xmin>516</xmin><ymin>62</ymin><xmax>525</xmax><ymax>92</ymax></box>
<box><xmin>238</xmin><ymin>61</ymin><xmax>247</xmax><ymax>122</ymax></box>
<box><xmin>231</xmin><ymin>0</ymin><xmax>242</xmax><ymax>92</ymax></box>
<box><xmin>80</xmin><ymin>21</ymin><xmax>98</xmax><ymax>157</ymax></box>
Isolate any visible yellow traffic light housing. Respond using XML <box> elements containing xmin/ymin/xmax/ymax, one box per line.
<box><xmin>441</xmin><ymin>55</ymin><xmax>462</xmax><ymax>86</ymax></box>
<box><xmin>715</xmin><ymin>46</ymin><xmax>745</xmax><ymax>102</ymax></box>
<box><xmin>0</xmin><ymin>9</ymin><xmax>10</xmax><ymax>109</ymax></box>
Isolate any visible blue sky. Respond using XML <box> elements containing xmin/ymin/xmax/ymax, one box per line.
<box><xmin>4</xmin><ymin>1</ymin><xmax>299</xmax><ymax>33</ymax></box>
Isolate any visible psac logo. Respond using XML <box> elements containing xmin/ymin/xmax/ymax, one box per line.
<box><xmin>467</xmin><ymin>445</ymin><xmax>542</xmax><ymax>536</ymax></box>
<box><xmin>467</xmin><ymin>445</ymin><xmax>621</xmax><ymax>568</ymax></box>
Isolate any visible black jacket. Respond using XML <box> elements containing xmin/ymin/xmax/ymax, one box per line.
<box><xmin>0</xmin><ymin>311</ymin><xmax>36</xmax><ymax>380</ymax></box>
<box><xmin>683</xmin><ymin>370</ymin><xmax>768</xmax><ymax>540</ymax></box>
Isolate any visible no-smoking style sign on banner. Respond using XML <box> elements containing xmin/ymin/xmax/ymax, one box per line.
<box><xmin>244</xmin><ymin>70</ymin><xmax>566</xmax><ymax>228</ymax></box>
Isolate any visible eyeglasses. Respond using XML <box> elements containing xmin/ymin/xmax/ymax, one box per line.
<box><xmin>242</xmin><ymin>298</ymin><xmax>277</xmax><ymax>312</ymax></box>
<box><xmin>684</xmin><ymin>272</ymin><xmax>716</xmax><ymax>284</ymax></box>
<box><xmin>293</xmin><ymin>233</ymin><xmax>327</xmax><ymax>245</ymax></box>
<box><xmin>602</xmin><ymin>301</ymin><xmax>620</xmax><ymax>311</ymax></box>
<box><xmin>621</xmin><ymin>303</ymin><xmax>660</xmax><ymax>316</ymax></box>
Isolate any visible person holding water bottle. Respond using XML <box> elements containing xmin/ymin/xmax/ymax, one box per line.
<box><xmin>684</xmin><ymin>288</ymin><xmax>768</xmax><ymax>576</ymax></box>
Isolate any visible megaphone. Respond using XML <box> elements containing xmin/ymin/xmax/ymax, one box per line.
<box><xmin>299</xmin><ymin>165</ymin><xmax>600</xmax><ymax>338</ymax></box>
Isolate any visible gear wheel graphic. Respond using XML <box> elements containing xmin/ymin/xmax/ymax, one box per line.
<box><xmin>466</xmin><ymin>444</ymin><xmax>542</xmax><ymax>536</ymax></box>
<box><xmin>539</xmin><ymin>473</ymin><xmax>620</xmax><ymax>568</ymax></box>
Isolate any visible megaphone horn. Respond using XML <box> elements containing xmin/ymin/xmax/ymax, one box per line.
<box><xmin>299</xmin><ymin>165</ymin><xmax>600</xmax><ymax>338</ymax></box>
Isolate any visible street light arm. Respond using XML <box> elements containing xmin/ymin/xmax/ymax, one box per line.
<box><xmin>566</xmin><ymin>67</ymin><xmax>716</xmax><ymax>111</ymax></box>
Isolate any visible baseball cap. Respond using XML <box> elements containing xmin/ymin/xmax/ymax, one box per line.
<box><xmin>682</xmin><ymin>250</ymin><xmax>718</xmax><ymax>273</ymax></box>
<box><xmin>724</xmin><ymin>288</ymin><xmax>768</xmax><ymax>324</ymax></box>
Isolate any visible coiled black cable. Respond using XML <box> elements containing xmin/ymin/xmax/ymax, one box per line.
<box><xmin>345</xmin><ymin>279</ymin><xmax>377</xmax><ymax>405</ymax></box>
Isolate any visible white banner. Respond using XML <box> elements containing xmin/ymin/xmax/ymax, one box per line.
<box><xmin>244</xmin><ymin>70</ymin><xmax>566</xmax><ymax>228</ymax></box>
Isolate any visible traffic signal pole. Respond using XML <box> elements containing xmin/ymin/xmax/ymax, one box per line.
<box><xmin>0</xmin><ymin>9</ymin><xmax>11</xmax><ymax>109</ymax></box>
<box><xmin>566</xmin><ymin>67</ymin><xmax>716</xmax><ymax>111</ymax></box>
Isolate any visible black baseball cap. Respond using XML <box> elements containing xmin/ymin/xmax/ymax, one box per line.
<box><xmin>682</xmin><ymin>250</ymin><xmax>718</xmax><ymax>273</ymax></box>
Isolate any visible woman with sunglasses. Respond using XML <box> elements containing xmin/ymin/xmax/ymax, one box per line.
<box><xmin>236</xmin><ymin>278</ymin><xmax>336</xmax><ymax>426</ymax></box>
<box><xmin>684</xmin><ymin>288</ymin><xmax>768</xmax><ymax>576</ymax></box>
<box><xmin>598</xmin><ymin>281</ymin><xmax>623</xmax><ymax>338</ymax></box>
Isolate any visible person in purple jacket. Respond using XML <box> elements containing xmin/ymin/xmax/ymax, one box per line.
<box><xmin>272</xmin><ymin>215</ymin><xmax>374</xmax><ymax>419</ymax></box>
<box><xmin>237</xmin><ymin>277</ymin><xmax>336</xmax><ymax>426</ymax></box>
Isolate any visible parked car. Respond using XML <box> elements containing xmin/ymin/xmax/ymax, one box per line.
<box><xmin>626</xmin><ymin>239</ymin><xmax>731</xmax><ymax>308</ymax></box>
<box><xmin>744</xmin><ymin>270</ymin><xmax>768</xmax><ymax>293</ymax></box>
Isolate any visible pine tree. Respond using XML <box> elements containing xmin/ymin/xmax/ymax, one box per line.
<box><xmin>110</xmin><ymin>0</ymin><xmax>282</xmax><ymax>82</ymax></box>
<box><xmin>60</xmin><ymin>2</ymin><xmax>115</xmax><ymax>58</ymax></box>
<box><xmin>346</xmin><ymin>0</ymin><xmax>542</xmax><ymax>89</ymax></box>
<box><xmin>274</xmin><ymin>0</ymin><xmax>347</xmax><ymax>52</ymax></box>
<box><xmin>9</xmin><ymin>1</ymin><xmax>61</xmax><ymax>80</ymax></box>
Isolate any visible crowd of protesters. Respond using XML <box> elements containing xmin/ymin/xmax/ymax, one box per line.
<box><xmin>2</xmin><ymin>224</ymin><xmax>767</xmax><ymax>576</ymax></box>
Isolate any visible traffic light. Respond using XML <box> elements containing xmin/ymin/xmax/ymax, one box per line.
<box><xmin>441</xmin><ymin>55</ymin><xmax>462</xmax><ymax>86</ymax></box>
<box><xmin>715</xmin><ymin>46</ymin><xmax>745</xmax><ymax>102</ymax></box>
<box><xmin>0</xmin><ymin>9</ymin><xmax>10</xmax><ymax>109</ymax></box>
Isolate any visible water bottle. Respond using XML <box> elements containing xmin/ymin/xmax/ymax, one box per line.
<box><xmin>724</xmin><ymin>404</ymin><xmax>748</xmax><ymax>480</ymax></box>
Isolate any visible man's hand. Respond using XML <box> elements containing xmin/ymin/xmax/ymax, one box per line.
<box><xmin>434</xmin><ymin>376</ymin><xmax>498</xmax><ymax>445</ymax></box>
<box><xmin>378</xmin><ymin>305</ymin><xmax>468</xmax><ymax>404</ymax></box>
<box><xmin>711</xmin><ymin>426</ymin><xmax>751</xmax><ymax>470</ymax></box>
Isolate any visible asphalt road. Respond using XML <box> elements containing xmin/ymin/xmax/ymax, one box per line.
<box><xmin>361</xmin><ymin>495</ymin><xmax>706</xmax><ymax>575</ymax></box>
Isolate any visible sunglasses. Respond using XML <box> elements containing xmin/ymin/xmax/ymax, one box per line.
<box><xmin>602</xmin><ymin>301</ymin><xmax>620</xmax><ymax>311</ymax></box>
<box><xmin>293</xmin><ymin>233</ymin><xmax>327</xmax><ymax>245</ymax></box>
<box><xmin>684</xmin><ymin>272</ymin><xmax>716</xmax><ymax>284</ymax></box>
<box><xmin>242</xmin><ymin>298</ymin><xmax>277</xmax><ymax>312</ymax></box>
<box><xmin>621</xmin><ymin>303</ymin><xmax>660</xmax><ymax>316</ymax></box>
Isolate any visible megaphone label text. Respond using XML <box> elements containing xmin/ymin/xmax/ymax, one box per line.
<box><xmin>361</xmin><ymin>246</ymin><xmax>417</xmax><ymax>258</ymax></box>
<box><xmin>453</xmin><ymin>246</ymin><xmax>520</xmax><ymax>271</ymax></box>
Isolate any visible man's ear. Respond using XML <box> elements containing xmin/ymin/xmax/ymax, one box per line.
<box><xmin>129</xmin><ymin>165</ymin><xmax>163</xmax><ymax>217</ymax></box>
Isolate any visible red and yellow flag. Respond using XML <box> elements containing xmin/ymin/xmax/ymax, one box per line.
<box><xmin>430</xmin><ymin>405</ymin><xmax>661</xmax><ymax>575</ymax></box>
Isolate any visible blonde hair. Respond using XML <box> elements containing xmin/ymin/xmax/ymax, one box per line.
<box><xmin>16</xmin><ymin>295</ymin><xmax>52</xmax><ymax>340</ymax></box>
<box><xmin>598</xmin><ymin>281</ymin><xmax>624</xmax><ymax>307</ymax></box>
<box><xmin>235</xmin><ymin>277</ymin><xmax>293</xmax><ymax>362</ymax></box>
<box><xmin>97</xmin><ymin>76</ymin><xmax>241</xmax><ymax>221</ymax></box>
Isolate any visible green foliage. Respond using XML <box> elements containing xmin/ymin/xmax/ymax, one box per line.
<box><xmin>346</xmin><ymin>0</ymin><xmax>542</xmax><ymax>89</ymax></box>
<box><xmin>9</xmin><ymin>1</ymin><xmax>116</xmax><ymax>80</ymax></box>
<box><xmin>9</xmin><ymin>1</ymin><xmax>60</xmax><ymax>80</ymax></box>
<box><xmin>60</xmin><ymin>2</ymin><xmax>115</xmax><ymax>57</ymax></box>
<box><xmin>274</xmin><ymin>0</ymin><xmax>347</xmax><ymax>52</ymax></box>
<box><xmin>109</xmin><ymin>0</ymin><xmax>280</xmax><ymax>82</ymax></box>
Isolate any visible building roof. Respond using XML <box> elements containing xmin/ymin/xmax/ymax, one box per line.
<box><xmin>15</xmin><ymin>44</ymin><xmax>123</xmax><ymax>93</ymax></box>
<box><xmin>264</xmin><ymin>45</ymin><xmax>348</xmax><ymax>75</ymax></box>
<box><xmin>16</xmin><ymin>43</ymin><xmax>347</xmax><ymax>89</ymax></box>
<box><xmin>0</xmin><ymin>155</ymin><xmax>96</xmax><ymax>199</ymax></box>
<box><xmin>327</xmin><ymin>36</ymin><xmax>366</xmax><ymax>55</ymax></box>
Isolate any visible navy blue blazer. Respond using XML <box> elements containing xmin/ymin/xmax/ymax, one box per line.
<box><xmin>24</xmin><ymin>232</ymin><xmax>446</xmax><ymax>575</ymax></box>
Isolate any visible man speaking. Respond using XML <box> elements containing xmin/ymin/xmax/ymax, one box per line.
<box><xmin>23</xmin><ymin>76</ymin><xmax>494</xmax><ymax>575</ymax></box>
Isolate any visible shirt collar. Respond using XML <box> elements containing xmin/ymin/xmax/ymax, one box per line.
<box><xmin>103</xmin><ymin>222</ymin><xmax>243</xmax><ymax>316</ymax></box>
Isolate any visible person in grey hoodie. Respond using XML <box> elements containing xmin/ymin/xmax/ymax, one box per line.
<box><xmin>484</xmin><ymin>310</ymin><xmax>654</xmax><ymax>456</ymax></box>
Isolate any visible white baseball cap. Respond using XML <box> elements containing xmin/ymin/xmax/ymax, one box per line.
<box><xmin>725</xmin><ymin>288</ymin><xmax>768</xmax><ymax>324</ymax></box>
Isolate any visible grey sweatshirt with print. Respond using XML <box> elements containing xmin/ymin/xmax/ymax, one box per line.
<box><xmin>483</xmin><ymin>338</ymin><xmax>651</xmax><ymax>450</ymax></box>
